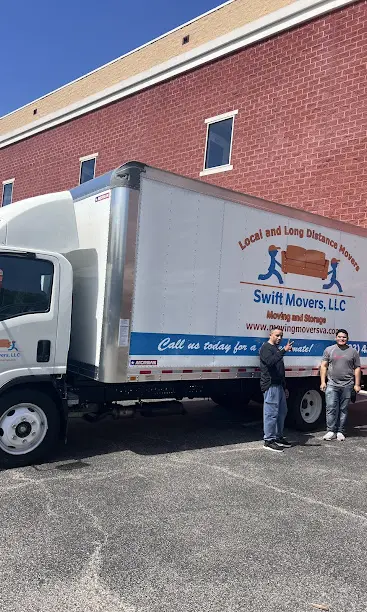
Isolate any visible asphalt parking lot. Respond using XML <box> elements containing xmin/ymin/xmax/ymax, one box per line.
<box><xmin>1</xmin><ymin>398</ymin><xmax>367</xmax><ymax>612</ymax></box>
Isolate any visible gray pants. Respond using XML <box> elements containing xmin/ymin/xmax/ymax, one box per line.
<box><xmin>325</xmin><ymin>384</ymin><xmax>353</xmax><ymax>434</ymax></box>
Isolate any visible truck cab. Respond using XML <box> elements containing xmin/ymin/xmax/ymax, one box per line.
<box><xmin>0</xmin><ymin>193</ymin><xmax>74</xmax><ymax>467</ymax></box>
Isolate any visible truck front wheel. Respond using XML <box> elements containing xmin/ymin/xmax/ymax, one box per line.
<box><xmin>0</xmin><ymin>388</ymin><xmax>61</xmax><ymax>468</ymax></box>
<box><xmin>287</xmin><ymin>383</ymin><xmax>325</xmax><ymax>431</ymax></box>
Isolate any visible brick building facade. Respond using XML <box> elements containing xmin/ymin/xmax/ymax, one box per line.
<box><xmin>0</xmin><ymin>0</ymin><xmax>366</xmax><ymax>225</ymax></box>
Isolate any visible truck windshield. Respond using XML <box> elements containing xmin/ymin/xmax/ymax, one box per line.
<box><xmin>0</xmin><ymin>255</ymin><xmax>53</xmax><ymax>321</ymax></box>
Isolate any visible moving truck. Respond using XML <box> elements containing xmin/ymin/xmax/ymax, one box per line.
<box><xmin>0</xmin><ymin>161</ymin><xmax>365</xmax><ymax>467</ymax></box>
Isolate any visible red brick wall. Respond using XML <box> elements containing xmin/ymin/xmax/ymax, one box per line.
<box><xmin>1</xmin><ymin>1</ymin><xmax>366</xmax><ymax>225</ymax></box>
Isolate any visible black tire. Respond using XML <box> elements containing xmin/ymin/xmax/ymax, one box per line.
<box><xmin>286</xmin><ymin>383</ymin><xmax>325</xmax><ymax>431</ymax></box>
<box><xmin>0</xmin><ymin>388</ymin><xmax>61</xmax><ymax>469</ymax></box>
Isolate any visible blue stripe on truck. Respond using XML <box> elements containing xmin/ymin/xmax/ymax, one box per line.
<box><xmin>129</xmin><ymin>332</ymin><xmax>367</xmax><ymax>357</ymax></box>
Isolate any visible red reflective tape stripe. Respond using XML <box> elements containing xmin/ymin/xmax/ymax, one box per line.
<box><xmin>238</xmin><ymin>368</ymin><xmax>247</xmax><ymax>372</ymax></box>
<box><xmin>285</xmin><ymin>368</ymin><xmax>292</xmax><ymax>371</ymax></box>
<box><xmin>202</xmin><ymin>369</ymin><xmax>212</xmax><ymax>372</ymax></box>
<box><xmin>254</xmin><ymin>368</ymin><xmax>261</xmax><ymax>372</ymax></box>
<box><xmin>220</xmin><ymin>369</ymin><xmax>230</xmax><ymax>372</ymax></box>
<box><xmin>162</xmin><ymin>370</ymin><xmax>173</xmax><ymax>374</ymax></box>
<box><xmin>140</xmin><ymin>370</ymin><xmax>151</xmax><ymax>374</ymax></box>
<box><xmin>299</xmin><ymin>368</ymin><xmax>306</xmax><ymax>371</ymax></box>
<box><xmin>183</xmin><ymin>369</ymin><xmax>193</xmax><ymax>373</ymax></box>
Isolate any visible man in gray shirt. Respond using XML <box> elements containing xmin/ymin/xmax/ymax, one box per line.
<box><xmin>320</xmin><ymin>329</ymin><xmax>361</xmax><ymax>441</ymax></box>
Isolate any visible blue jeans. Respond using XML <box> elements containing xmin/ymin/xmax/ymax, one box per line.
<box><xmin>325</xmin><ymin>384</ymin><xmax>353</xmax><ymax>434</ymax></box>
<box><xmin>263</xmin><ymin>385</ymin><xmax>287</xmax><ymax>441</ymax></box>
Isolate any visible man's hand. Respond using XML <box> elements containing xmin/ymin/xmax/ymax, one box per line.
<box><xmin>284</xmin><ymin>340</ymin><xmax>293</xmax><ymax>352</ymax></box>
<box><xmin>320</xmin><ymin>361</ymin><xmax>328</xmax><ymax>394</ymax></box>
<box><xmin>354</xmin><ymin>384</ymin><xmax>361</xmax><ymax>393</ymax></box>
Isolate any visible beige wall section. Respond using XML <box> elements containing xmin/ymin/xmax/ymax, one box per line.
<box><xmin>0</xmin><ymin>0</ymin><xmax>294</xmax><ymax>135</ymax></box>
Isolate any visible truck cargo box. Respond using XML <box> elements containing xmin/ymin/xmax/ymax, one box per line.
<box><xmin>67</xmin><ymin>162</ymin><xmax>367</xmax><ymax>384</ymax></box>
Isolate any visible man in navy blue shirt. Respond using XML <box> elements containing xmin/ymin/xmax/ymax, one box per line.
<box><xmin>260</xmin><ymin>328</ymin><xmax>293</xmax><ymax>452</ymax></box>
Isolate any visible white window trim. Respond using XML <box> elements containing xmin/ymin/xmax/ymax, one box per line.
<box><xmin>200</xmin><ymin>110</ymin><xmax>237</xmax><ymax>176</ymax></box>
<box><xmin>200</xmin><ymin>164</ymin><xmax>233</xmax><ymax>177</ymax></box>
<box><xmin>1</xmin><ymin>178</ymin><xmax>15</xmax><ymax>206</ymax></box>
<box><xmin>204</xmin><ymin>109</ymin><xmax>238</xmax><ymax>124</ymax></box>
<box><xmin>79</xmin><ymin>153</ymin><xmax>98</xmax><ymax>185</ymax></box>
<box><xmin>79</xmin><ymin>153</ymin><xmax>99</xmax><ymax>163</ymax></box>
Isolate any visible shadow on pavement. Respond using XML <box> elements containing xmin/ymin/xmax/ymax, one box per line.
<box><xmin>52</xmin><ymin>401</ymin><xmax>262</xmax><ymax>462</ymax></box>
<box><xmin>346</xmin><ymin>398</ymin><xmax>367</xmax><ymax>437</ymax></box>
<box><xmin>16</xmin><ymin>397</ymin><xmax>365</xmax><ymax>470</ymax></box>
<box><xmin>41</xmin><ymin>399</ymin><xmax>335</xmax><ymax>467</ymax></box>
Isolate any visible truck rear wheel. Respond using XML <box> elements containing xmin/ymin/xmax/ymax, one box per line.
<box><xmin>0</xmin><ymin>388</ymin><xmax>61</xmax><ymax>468</ymax></box>
<box><xmin>287</xmin><ymin>383</ymin><xmax>325</xmax><ymax>431</ymax></box>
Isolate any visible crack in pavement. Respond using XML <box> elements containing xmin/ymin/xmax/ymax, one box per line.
<box><xmin>11</xmin><ymin>470</ymin><xmax>62</xmax><ymax>519</ymax></box>
<box><xmin>0</xmin><ymin>467</ymin><xmax>146</xmax><ymax>493</ymax></box>
<box><xmin>0</xmin><ymin>492</ymin><xmax>140</xmax><ymax>612</ymax></box>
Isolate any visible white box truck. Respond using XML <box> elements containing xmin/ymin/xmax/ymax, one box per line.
<box><xmin>0</xmin><ymin>161</ymin><xmax>366</xmax><ymax>467</ymax></box>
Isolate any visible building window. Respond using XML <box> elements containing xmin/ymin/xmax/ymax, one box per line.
<box><xmin>79</xmin><ymin>154</ymin><xmax>98</xmax><ymax>185</ymax></box>
<box><xmin>1</xmin><ymin>180</ymin><xmax>14</xmax><ymax>206</ymax></box>
<box><xmin>200</xmin><ymin>110</ymin><xmax>238</xmax><ymax>176</ymax></box>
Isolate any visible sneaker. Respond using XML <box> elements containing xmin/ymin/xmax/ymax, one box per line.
<box><xmin>337</xmin><ymin>432</ymin><xmax>346</xmax><ymax>441</ymax></box>
<box><xmin>263</xmin><ymin>440</ymin><xmax>284</xmax><ymax>453</ymax></box>
<box><xmin>276</xmin><ymin>437</ymin><xmax>292</xmax><ymax>447</ymax></box>
<box><xmin>323</xmin><ymin>431</ymin><xmax>336</xmax><ymax>441</ymax></box>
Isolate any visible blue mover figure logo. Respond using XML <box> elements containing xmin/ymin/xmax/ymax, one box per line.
<box><xmin>258</xmin><ymin>245</ymin><xmax>284</xmax><ymax>285</ymax></box>
<box><xmin>322</xmin><ymin>258</ymin><xmax>343</xmax><ymax>293</ymax></box>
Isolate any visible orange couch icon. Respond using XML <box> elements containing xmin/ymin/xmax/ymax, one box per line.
<box><xmin>281</xmin><ymin>245</ymin><xmax>329</xmax><ymax>280</ymax></box>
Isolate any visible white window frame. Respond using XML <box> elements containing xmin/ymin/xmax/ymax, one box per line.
<box><xmin>200</xmin><ymin>110</ymin><xmax>238</xmax><ymax>177</ymax></box>
<box><xmin>79</xmin><ymin>153</ymin><xmax>98</xmax><ymax>185</ymax></box>
<box><xmin>1</xmin><ymin>178</ymin><xmax>15</xmax><ymax>207</ymax></box>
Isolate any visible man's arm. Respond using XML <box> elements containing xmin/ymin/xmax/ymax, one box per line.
<box><xmin>260</xmin><ymin>342</ymin><xmax>292</xmax><ymax>367</ymax></box>
<box><xmin>320</xmin><ymin>360</ymin><xmax>328</xmax><ymax>391</ymax></box>
<box><xmin>354</xmin><ymin>367</ymin><xmax>361</xmax><ymax>392</ymax></box>
<box><xmin>353</xmin><ymin>350</ymin><xmax>361</xmax><ymax>392</ymax></box>
<box><xmin>260</xmin><ymin>344</ymin><xmax>283</xmax><ymax>367</ymax></box>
